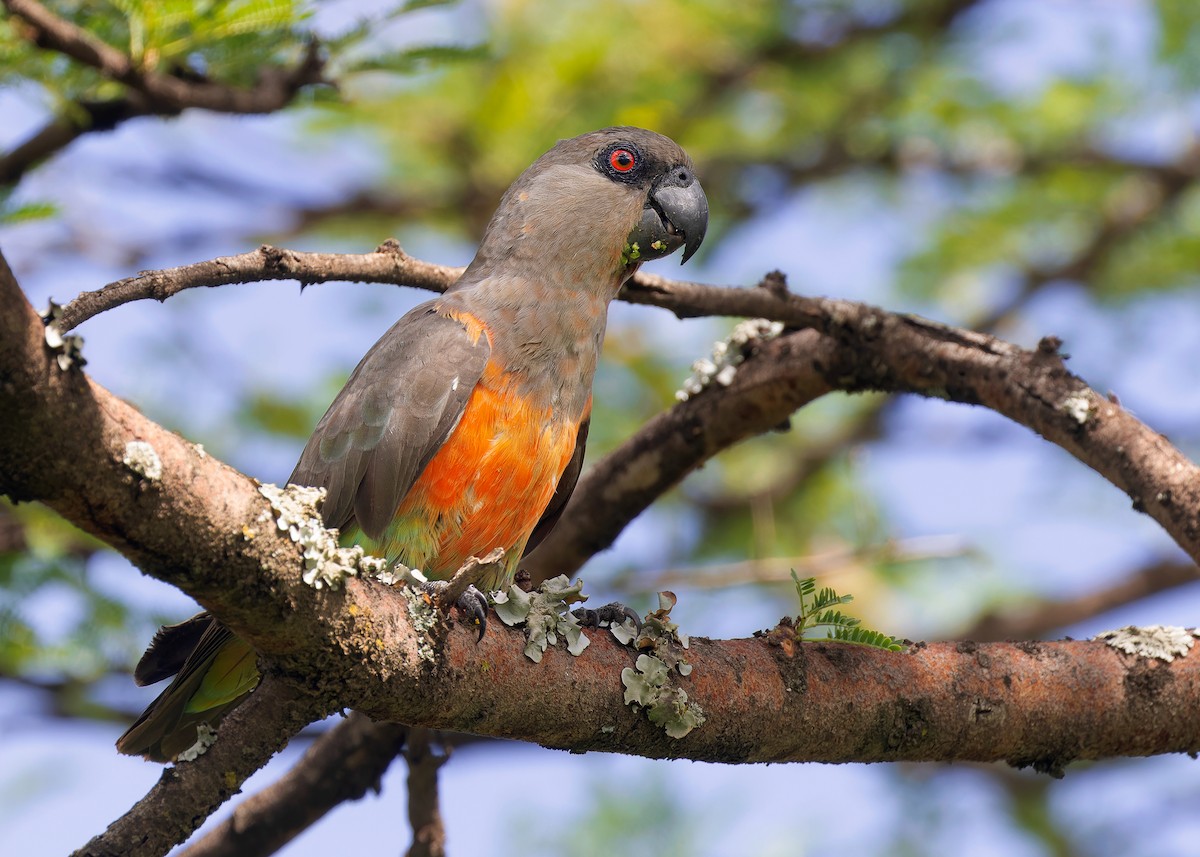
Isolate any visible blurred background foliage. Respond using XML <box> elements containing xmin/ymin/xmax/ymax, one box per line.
<box><xmin>3</xmin><ymin>0</ymin><xmax>1200</xmax><ymax>854</ymax></box>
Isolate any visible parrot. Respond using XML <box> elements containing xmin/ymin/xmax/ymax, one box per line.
<box><xmin>116</xmin><ymin>127</ymin><xmax>708</xmax><ymax>762</ymax></box>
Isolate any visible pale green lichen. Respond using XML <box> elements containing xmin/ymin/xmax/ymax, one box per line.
<box><xmin>376</xmin><ymin>562</ymin><xmax>427</xmax><ymax>587</ymax></box>
<box><xmin>619</xmin><ymin>591</ymin><xmax>703</xmax><ymax>738</ymax></box>
<box><xmin>609</xmin><ymin>616</ymin><xmax>639</xmax><ymax>645</ymax></box>
<box><xmin>493</xmin><ymin>574</ymin><xmax>590</xmax><ymax>662</ymax></box>
<box><xmin>402</xmin><ymin>585</ymin><xmax>439</xmax><ymax>663</ymax></box>
<box><xmin>676</xmin><ymin>319</ymin><xmax>785</xmax><ymax>401</ymax></box>
<box><xmin>621</xmin><ymin>653</ymin><xmax>705</xmax><ymax>738</ymax></box>
<box><xmin>258</xmin><ymin>483</ymin><xmax>385</xmax><ymax>590</ymax></box>
<box><xmin>1060</xmin><ymin>391</ymin><xmax>1094</xmax><ymax>425</ymax></box>
<box><xmin>175</xmin><ymin>723</ymin><xmax>218</xmax><ymax>762</ymax></box>
<box><xmin>123</xmin><ymin>440</ymin><xmax>162</xmax><ymax>481</ymax></box>
<box><xmin>1094</xmin><ymin>624</ymin><xmax>1198</xmax><ymax>662</ymax></box>
<box><xmin>41</xmin><ymin>301</ymin><xmax>86</xmax><ymax>371</ymax></box>
<box><xmin>636</xmin><ymin>591</ymin><xmax>691</xmax><ymax>662</ymax></box>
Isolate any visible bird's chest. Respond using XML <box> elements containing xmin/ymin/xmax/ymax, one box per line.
<box><xmin>384</xmin><ymin>362</ymin><xmax>579</xmax><ymax>583</ymax></box>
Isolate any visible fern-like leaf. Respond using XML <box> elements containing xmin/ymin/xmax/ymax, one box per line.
<box><xmin>789</xmin><ymin>571</ymin><xmax>906</xmax><ymax>652</ymax></box>
<box><xmin>831</xmin><ymin>626</ymin><xmax>906</xmax><ymax>652</ymax></box>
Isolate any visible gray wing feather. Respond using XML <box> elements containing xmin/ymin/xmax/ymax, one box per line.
<box><xmin>290</xmin><ymin>302</ymin><xmax>490</xmax><ymax>540</ymax></box>
<box><xmin>523</xmin><ymin>418</ymin><xmax>588</xmax><ymax>555</ymax></box>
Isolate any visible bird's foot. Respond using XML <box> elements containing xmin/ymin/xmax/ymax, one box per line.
<box><xmin>420</xmin><ymin>547</ymin><xmax>506</xmax><ymax>642</ymax></box>
<box><xmin>573</xmin><ymin>601</ymin><xmax>642</xmax><ymax>633</ymax></box>
<box><xmin>422</xmin><ymin>580</ymin><xmax>489</xmax><ymax>641</ymax></box>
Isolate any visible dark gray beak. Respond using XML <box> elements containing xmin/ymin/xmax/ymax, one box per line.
<box><xmin>626</xmin><ymin>166</ymin><xmax>709</xmax><ymax>265</ymax></box>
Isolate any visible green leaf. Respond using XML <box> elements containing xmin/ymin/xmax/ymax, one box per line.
<box><xmin>790</xmin><ymin>571</ymin><xmax>905</xmax><ymax>652</ymax></box>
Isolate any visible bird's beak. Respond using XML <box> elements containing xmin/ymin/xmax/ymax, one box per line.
<box><xmin>626</xmin><ymin>168</ymin><xmax>709</xmax><ymax>265</ymax></box>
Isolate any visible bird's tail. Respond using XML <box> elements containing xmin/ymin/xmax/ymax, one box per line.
<box><xmin>116</xmin><ymin>613</ymin><xmax>259</xmax><ymax>762</ymax></box>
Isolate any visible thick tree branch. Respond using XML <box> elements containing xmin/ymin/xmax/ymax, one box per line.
<box><xmin>7</xmin><ymin>244</ymin><xmax>1200</xmax><ymax>853</ymax></box>
<box><xmin>180</xmin><ymin>713</ymin><xmax>408</xmax><ymax>857</ymax></box>
<box><xmin>74</xmin><ymin>676</ymin><xmax>321</xmax><ymax>857</ymax></box>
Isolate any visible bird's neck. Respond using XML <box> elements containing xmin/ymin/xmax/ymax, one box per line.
<box><xmin>445</xmin><ymin>274</ymin><xmax>617</xmax><ymax>419</ymax></box>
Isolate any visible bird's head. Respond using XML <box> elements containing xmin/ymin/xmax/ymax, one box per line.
<box><xmin>468</xmin><ymin>127</ymin><xmax>708</xmax><ymax>289</ymax></box>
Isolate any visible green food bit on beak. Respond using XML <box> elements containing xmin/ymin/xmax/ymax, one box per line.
<box><xmin>621</xmin><ymin>242</ymin><xmax>641</xmax><ymax>266</ymax></box>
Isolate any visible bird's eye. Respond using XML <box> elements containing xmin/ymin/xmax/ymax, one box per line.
<box><xmin>609</xmin><ymin>148</ymin><xmax>637</xmax><ymax>172</ymax></box>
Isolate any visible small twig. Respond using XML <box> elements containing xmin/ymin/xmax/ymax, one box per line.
<box><xmin>966</xmin><ymin>558</ymin><xmax>1200</xmax><ymax>642</ymax></box>
<box><xmin>55</xmin><ymin>241</ymin><xmax>463</xmax><ymax>332</ymax></box>
<box><xmin>405</xmin><ymin>729</ymin><xmax>448</xmax><ymax>857</ymax></box>
<box><xmin>617</xmin><ymin>536</ymin><xmax>971</xmax><ymax>593</ymax></box>
<box><xmin>51</xmin><ymin>245</ymin><xmax>827</xmax><ymax>333</ymax></box>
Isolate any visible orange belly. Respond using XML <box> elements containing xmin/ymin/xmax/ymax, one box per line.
<box><xmin>363</xmin><ymin>358</ymin><xmax>579</xmax><ymax>587</ymax></box>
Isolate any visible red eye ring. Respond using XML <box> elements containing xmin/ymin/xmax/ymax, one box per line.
<box><xmin>609</xmin><ymin>148</ymin><xmax>636</xmax><ymax>172</ymax></box>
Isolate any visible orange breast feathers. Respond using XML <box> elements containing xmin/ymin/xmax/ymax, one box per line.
<box><xmin>384</xmin><ymin>353</ymin><xmax>581</xmax><ymax>583</ymax></box>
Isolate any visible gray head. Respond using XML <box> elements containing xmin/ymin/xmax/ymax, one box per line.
<box><xmin>464</xmin><ymin>127</ymin><xmax>708</xmax><ymax>286</ymax></box>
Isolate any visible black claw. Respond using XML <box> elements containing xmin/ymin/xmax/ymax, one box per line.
<box><xmin>419</xmin><ymin>581</ymin><xmax>490</xmax><ymax>641</ymax></box>
<box><xmin>573</xmin><ymin>601</ymin><xmax>642</xmax><ymax>631</ymax></box>
<box><xmin>458</xmin><ymin>585</ymin><xmax>489</xmax><ymax>642</ymax></box>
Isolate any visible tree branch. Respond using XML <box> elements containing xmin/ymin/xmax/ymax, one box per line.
<box><xmin>0</xmin><ymin>97</ymin><xmax>152</xmax><ymax>186</ymax></box>
<box><xmin>523</xmin><ymin>328</ymin><xmax>836</xmax><ymax>582</ymax></box>
<box><xmin>526</xmin><ymin>314</ymin><xmax>1200</xmax><ymax>582</ymax></box>
<box><xmin>7</xmin><ymin>243</ymin><xmax>1200</xmax><ymax>854</ymax></box>
<box><xmin>0</xmin><ymin>0</ymin><xmax>327</xmax><ymax>185</ymax></box>
<box><xmin>73</xmin><ymin>676</ymin><xmax>321</xmax><ymax>857</ymax></box>
<box><xmin>50</xmin><ymin>245</ymin><xmax>822</xmax><ymax>334</ymax></box>
<box><xmin>179</xmin><ymin>713</ymin><xmax>408</xmax><ymax>857</ymax></box>
<box><xmin>53</xmin><ymin>241</ymin><xmax>462</xmax><ymax>332</ymax></box>
<box><xmin>405</xmin><ymin>729</ymin><xmax>448</xmax><ymax>857</ymax></box>
<box><xmin>4</xmin><ymin>0</ymin><xmax>327</xmax><ymax>114</ymax></box>
<box><xmin>967</xmin><ymin>559</ymin><xmax>1200</xmax><ymax>642</ymax></box>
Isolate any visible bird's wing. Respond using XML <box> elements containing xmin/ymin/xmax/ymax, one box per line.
<box><xmin>133</xmin><ymin>612</ymin><xmax>215</xmax><ymax>686</ymax></box>
<box><xmin>523</xmin><ymin>416</ymin><xmax>588</xmax><ymax>555</ymax></box>
<box><xmin>289</xmin><ymin>303</ymin><xmax>491</xmax><ymax>540</ymax></box>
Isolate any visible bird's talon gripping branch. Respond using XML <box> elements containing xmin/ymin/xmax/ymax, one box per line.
<box><xmin>418</xmin><ymin>580</ymin><xmax>490</xmax><ymax>641</ymax></box>
<box><xmin>573</xmin><ymin>602</ymin><xmax>643</xmax><ymax>633</ymax></box>
<box><xmin>460</xmin><ymin>585</ymin><xmax>489</xmax><ymax>641</ymax></box>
